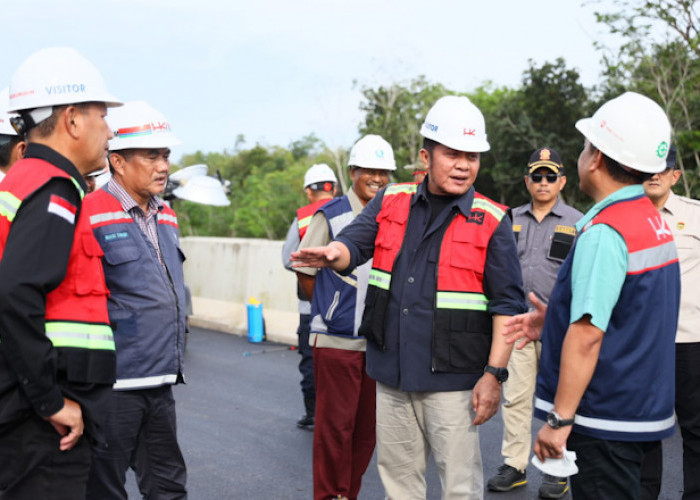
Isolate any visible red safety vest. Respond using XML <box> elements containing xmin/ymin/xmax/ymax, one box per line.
<box><xmin>0</xmin><ymin>158</ymin><xmax>115</xmax><ymax>361</ymax></box>
<box><xmin>369</xmin><ymin>183</ymin><xmax>506</xmax><ymax>310</ymax></box>
<box><xmin>360</xmin><ymin>183</ymin><xmax>507</xmax><ymax>372</ymax></box>
<box><xmin>296</xmin><ymin>198</ymin><xmax>332</xmax><ymax>240</ymax></box>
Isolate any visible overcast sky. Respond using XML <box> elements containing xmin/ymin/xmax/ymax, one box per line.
<box><xmin>1</xmin><ymin>0</ymin><xmax>623</xmax><ymax>162</ymax></box>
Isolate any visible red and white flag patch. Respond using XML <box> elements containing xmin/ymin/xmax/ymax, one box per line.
<box><xmin>47</xmin><ymin>195</ymin><xmax>77</xmax><ymax>225</ymax></box>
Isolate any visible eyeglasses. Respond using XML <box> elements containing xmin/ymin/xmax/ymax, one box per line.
<box><xmin>529</xmin><ymin>172</ymin><xmax>560</xmax><ymax>183</ymax></box>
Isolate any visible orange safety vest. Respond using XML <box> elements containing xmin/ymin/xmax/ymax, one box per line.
<box><xmin>0</xmin><ymin>158</ymin><xmax>115</xmax><ymax>381</ymax></box>
<box><xmin>360</xmin><ymin>183</ymin><xmax>507</xmax><ymax>372</ymax></box>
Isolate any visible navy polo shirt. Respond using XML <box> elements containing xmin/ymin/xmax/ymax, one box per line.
<box><xmin>336</xmin><ymin>180</ymin><xmax>526</xmax><ymax>392</ymax></box>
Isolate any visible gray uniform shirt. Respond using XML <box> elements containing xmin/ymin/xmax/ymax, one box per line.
<box><xmin>512</xmin><ymin>197</ymin><xmax>583</xmax><ymax>307</ymax></box>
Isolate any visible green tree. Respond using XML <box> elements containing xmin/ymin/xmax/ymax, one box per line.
<box><xmin>358</xmin><ymin>76</ymin><xmax>448</xmax><ymax>182</ymax></box>
<box><xmin>592</xmin><ymin>0</ymin><xmax>700</xmax><ymax>197</ymax></box>
<box><xmin>473</xmin><ymin>59</ymin><xmax>592</xmax><ymax>210</ymax></box>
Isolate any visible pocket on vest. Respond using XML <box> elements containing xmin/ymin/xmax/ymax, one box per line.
<box><xmin>102</xmin><ymin>243</ymin><xmax>147</xmax><ymax>292</ymax></box>
<box><xmin>359</xmin><ymin>286</ymin><xmax>390</xmax><ymax>350</ymax></box>
<box><xmin>61</xmin><ymin>348</ymin><xmax>116</xmax><ymax>385</ymax></box>
<box><xmin>433</xmin><ymin>310</ymin><xmax>491</xmax><ymax>373</ymax></box>
<box><xmin>74</xmin><ymin>231</ymin><xmax>109</xmax><ymax>296</ymax></box>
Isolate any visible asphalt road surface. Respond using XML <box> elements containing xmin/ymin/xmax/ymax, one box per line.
<box><xmin>125</xmin><ymin>326</ymin><xmax>684</xmax><ymax>499</ymax></box>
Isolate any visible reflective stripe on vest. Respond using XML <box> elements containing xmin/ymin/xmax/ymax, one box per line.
<box><xmin>329</xmin><ymin>211</ymin><xmax>354</xmax><ymax>237</ymax></box>
<box><xmin>45</xmin><ymin>321</ymin><xmax>115</xmax><ymax>350</ymax></box>
<box><xmin>628</xmin><ymin>240</ymin><xmax>678</xmax><ymax>274</ymax></box>
<box><xmin>368</xmin><ymin>268</ymin><xmax>391</xmax><ymax>290</ymax></box>
<box><xmin>298</xmin><ymin>214</ymin><xmax>313</xmax><ymax>235</ymax></box>
<box><xmin>435</xmin><ymin>291</ymin><xmax>489</xmax><ymax>311</ymax></box>
<box><xmin>0</xmin><ymin>191</ymin><xmax>21</xmax><ymax>222</ymax></box>
<box><xmin>90</xmin><ymin>210</ymin><xmax>133</xmax><ymax>227</ymax></box>
<box><xmin>158</xmin><ymin>212</ymin><xmax>178</xmax><ymax>227</ymax></box>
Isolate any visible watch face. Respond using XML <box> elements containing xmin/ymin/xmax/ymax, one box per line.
<box><xmin>547</xmin><ymin>412</ymin><xmax>559</xmax><ymax>428</ymax></box>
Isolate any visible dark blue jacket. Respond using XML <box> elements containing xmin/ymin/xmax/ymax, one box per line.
<box><xmin>84</xmin><ymin>186</ymin><xmax>186</xmax><ymax>390</ymax></box>
<box><xmin>337</xmin><ymin>181</ymin><xmax>526</xmax><ymax>392</ymax></box>
<box><xmin>535</xmin><ymin>194</ymin><xmax>680</xmax><ymax>441</ymax></box>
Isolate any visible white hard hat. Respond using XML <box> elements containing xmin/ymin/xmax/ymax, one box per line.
<box><xmin>173</xmin><ymin>176</ymin><xmax>230</xmax><ymax>206</ymax></box>
<box><xmin>108</xmin><ymin>101</ymin><xmax>181</xmax><ymax>151</ymax></box>
<box><xmin>0</xmin><ymin>88</ymin><xmax>18</xmax><ymax>136</ymax></box>
<box><xmin>348</xmin><ymin>135</ymin><xmax>396</xmax><ymax>170</ymax></box>
<box><xmin>9</xmin><ymin>47</ymin><xmax>122</xmax><ymax>113</ymax></box>
<box><xmin>304</xmin><ymin>163</ymin><xmax>338</xmax><ymax>188</ymax></box>
<box><xmin>575</xmin><ymin>92</ymin><xmax>671</xmax><ymax>174</ymax></box>
<box><xmin>420</xmin><ymin>95</ymin><xmax>490</xmax><ymax>153</ymax></box>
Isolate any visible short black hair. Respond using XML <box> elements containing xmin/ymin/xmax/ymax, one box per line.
<box><xmin>0</xmin><ymin>136</ymin><xmax>23</xmax><ymax>168</ymax></box>
<box><xmin>422</xmin><ymin>137</ymin><xmax>438</xmax><ymax>158</ymax></box>
<box><xmin>587</xmin><ymin>142</ymin><xmax>652</xmax><ymax>184</ymax></box>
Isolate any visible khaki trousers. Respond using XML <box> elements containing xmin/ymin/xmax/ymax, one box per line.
<box><xmin>376</xmin><ymin>382</ymin><xmax>483</xmax><ymax>500</ymax></box>
<box><xmin>500</xmin><ymin>340</ymin><xmax>541</xmax><ymax>472</ymax></box>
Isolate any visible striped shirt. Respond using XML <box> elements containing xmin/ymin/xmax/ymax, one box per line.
<box><xmin>106</xmin><ymin>178</ymin><xmax>164</xmax><ymax>266</ymax></box>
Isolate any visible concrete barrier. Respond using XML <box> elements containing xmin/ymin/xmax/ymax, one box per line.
<box><xmin>180</xmin><ymin>236</ymin><xmax>299</xmax><ymax>346</ymax></box>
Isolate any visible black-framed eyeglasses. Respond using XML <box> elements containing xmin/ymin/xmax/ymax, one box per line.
<box><xmin>529</xmin><ymin>172</ymin><xmax>560</xmax><ymax>183</ymax></box>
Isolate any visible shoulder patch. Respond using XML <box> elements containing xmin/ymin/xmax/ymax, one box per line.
<box><xmin>47</xmin><ymin>195</ymin><xmax>77</xmax><ymax>224</ymax></box>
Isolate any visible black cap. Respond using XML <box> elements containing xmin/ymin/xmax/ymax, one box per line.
<box><xmin>666</xmin><ymin>145</ymin><xmax>678</xmax><ymax>170</ymax></box>
<box><xmin>528</xmin><ymin>147</ymin><xmax>563</xmax><ymax>174</ymax></box>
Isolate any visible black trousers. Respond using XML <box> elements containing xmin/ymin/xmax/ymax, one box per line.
<box><xmin>298</xmin><ymin>313</ymin><xmax>315</xmax><ymax>399</ymax></box>
<box><xmin>641</xmin><ymin>342</ymin><xmax>700</xmax><ymax>500</ymax></box>
<box><xmin>0</xmin><ymin>413</ymin><xmax>92</xmax><ymax>500</ymax></box>
<box><xmin>86</xmin><ymin>386</ymin><xmax>187</xmax><ymax>500</ymax></box>
<box><xmin>568</xmin><ymin>432</ymin><xmax>646</xmax><ymax>500</ymax></box>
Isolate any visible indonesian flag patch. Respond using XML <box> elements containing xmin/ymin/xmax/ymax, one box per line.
<box><xmin>47</xmin><ymin>195</ymin><xmax>77</xmax><ymax>225</ymax></box>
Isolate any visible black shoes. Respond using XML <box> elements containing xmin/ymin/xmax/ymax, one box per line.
<box><xmin>487</xmin><ymin>464</ymin><xmax>527</xmax><ymax>491</ymax></box>
<box><xmin>296</xmin><ymin>413</ymin><xmax>314</xmax><ymax>429</ymax></box>
<box><xmin>296</xmin><ymin>396</ymin><xmax>315</xmax><ymax>430</ymax></box>
<box><xmin>538</xmin><ymin>474</ymin><xmax>569</xmax><ymax>499</ymax></box>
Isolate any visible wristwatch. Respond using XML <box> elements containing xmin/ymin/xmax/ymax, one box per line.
<box><xmin>546</xmin><ymin>410</ymin><xmax>575</xmax><ymax>429</ymax></box>
<box><xmin>483</xmin><ymin>365</ymin><xmax>509</xmax><ymax>383</ymax></box>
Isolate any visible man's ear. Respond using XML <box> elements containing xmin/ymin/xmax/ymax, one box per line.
<box><xmin>12</xmin><ymin>141</ymin><xmax>26</xmax><ymax>163</ymax></box>
<box><xmin>419</xmin><ymin>148</ymin><xmax>430</xmax><ymax>168</ymax></box>
<box><xmin>109</xmin><ymin>152</ymin><xmax>125</xmax><ymax>176</ymax></box>
<box><xmin>64</xmin><ymin>106</ymin><xmax>81</xmax><ymax>139</ymax></box>
<box><xmin>559</xmin><ymin>175</ymin><xmax>567</xmax><ymax>190</ymax></box>
<box><xmin>671</xmin><ymin>169</ymin><xmax>682</xmax><ymax>186</ymax></box>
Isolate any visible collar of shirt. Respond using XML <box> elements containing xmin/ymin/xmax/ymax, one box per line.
<box><xmin>524</xmin><ymin>196</ymin><xmax>567</xmax><ymax>219</ymax></box>
<box><xmin>346</xmin><ymin>188</ymin><xmax>365</xmax><ymax>215</ymax></box>
<box><xmin>24</xmin><ymin>143</ymin><xmax>88</xmax><ymax>194</ymax></box>
<box><xmin>576</xmin><ymin>184</ymin><xmax>644</xmax><ymax>232</ymax></box>
<box><xmin>106</xmin><ymin>177</ymin><xmax>163</xmax><ymax>216</ymax></box>
<box><xmin>410</xmin><ymin>180</ymin><xmax>475</xmax><ymax>217</ymax></box>
<box><xmin>661</xmin><ymin>191</ymin><xmax>679</xmax><ymax>216</ymax></box>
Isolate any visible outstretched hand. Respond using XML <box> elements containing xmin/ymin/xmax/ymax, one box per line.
<box><xmin>503</xmin><ymin>292</ymin><xmax>547</xmax><ymax>349</ymax></box>
<box><xmin>291</xmin><ymin>245</ymin><xmax>342</xmax><ymax>269</ymax></box>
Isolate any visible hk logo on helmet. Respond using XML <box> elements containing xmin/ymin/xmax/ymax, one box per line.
<box><xmin>375</xmin><ymin>149</ymin><xmax>385</xmax><ymax>158</ymax></box>
<box><xmin>463</xmin><ymin>128</ymin><xmax>476</xmax><ymax>136</ymax></box>
<box><xmin>424</xmin><ymin>122</ymin><xmax>438</xmax><ymax>132</ymax></box>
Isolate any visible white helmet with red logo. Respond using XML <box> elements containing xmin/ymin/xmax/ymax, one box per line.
<box><xmin>575</xmin><ymin>91</ymin><xmax>671</xmax><ymax>174</ymax></box>
<box><xmin>8</xmin><ymin>47</ymin><xmax>122</xmax><ymax>134</ymax></box>
<box><xmin>421</xmin><ymin>95</ymin><xmax>490</xmax><ymax>153</ymax></box>
<box><xmin>108</xmin><ymin>101</ymin><xmax>181</xmax><ymax>151</ymax></box>
<box><xmin>348</xmin><ymin>135</ymin><xmax>396</xmax><ymax>170</ymax></box>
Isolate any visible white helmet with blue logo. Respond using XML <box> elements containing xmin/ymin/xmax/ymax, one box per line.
<box><xmin>421</xmin><ymin>95</ymin><xmax>490</xmax><ymax>153</ymax></box>
<box><xmin>108</xmin><ymin>101</ymin><xmax>181</xmax><ymax>151</ymax></box>
<box><xmin>348</xmin><ymin>134</ymin><xmax>396</xmax><ymax>171</ymax></box>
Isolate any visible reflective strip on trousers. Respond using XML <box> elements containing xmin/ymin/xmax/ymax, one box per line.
<box><xmin>45</xmin><ymin>322</ymin><xmax>115</xmax><ymax>350</ymax></box>
<box><xmin>436</xmin><ymin>291</ymin><xmax>488</xmax><ymax>311</ymax></box>
<box><xmin>0</xmin><ymin>191</ymin><xmax>21</xmax><ymax>222</ymax></box>
<box><xmin>369</xmin><ymin>269</ymin><xmax>391</xmax><ymax>290</ymax></box>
